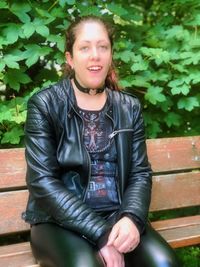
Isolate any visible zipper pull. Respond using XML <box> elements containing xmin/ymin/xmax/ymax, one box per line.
<box><xmin>109</xmin><ymin>131</ymin><xmax>117</xmax><ymax>139</ymax></box>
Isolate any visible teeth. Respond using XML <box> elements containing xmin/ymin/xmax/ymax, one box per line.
<box><xmin>88</xmin><ymin>66</ymin><xmax>101</xmax><ymax>71</ymax></box>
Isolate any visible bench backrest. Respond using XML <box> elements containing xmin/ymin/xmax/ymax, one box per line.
<box><xmin>0</xmin><ymin>136</ymin><xmax>200</xmax><ymax>236</ymax></box>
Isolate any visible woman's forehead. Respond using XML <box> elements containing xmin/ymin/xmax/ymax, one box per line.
<box><xmin>75</xmin><ymin>21</ymin><xmax>109</xmax><ymax>42</ymax></box>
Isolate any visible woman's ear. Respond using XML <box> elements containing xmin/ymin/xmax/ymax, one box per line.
<box><xmin>65</xmin><ymin>52</ymin><xmax>73</xmax><ymax>69</ymax></box>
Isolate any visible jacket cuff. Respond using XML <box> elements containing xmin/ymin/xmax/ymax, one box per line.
<box><xmin>96</xmin><ymin>229</ymin><xmax>111</xmax><ymax>249</ymax></box>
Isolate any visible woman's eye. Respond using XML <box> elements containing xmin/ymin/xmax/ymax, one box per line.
<box><xmin>81</xmin><ymin>46</ymin><xmax>89</xmax><ymax>51</ymax></box>
<box><xmin>99</xmin><ymin>45</ymin><xmax>108</xmax><ymax>50</ymax></box>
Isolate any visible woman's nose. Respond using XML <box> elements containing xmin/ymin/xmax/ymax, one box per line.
<box><xmin>90</xmin><ymin>47</ymin><xmax>100</xmax><ymax>60</ymax></box>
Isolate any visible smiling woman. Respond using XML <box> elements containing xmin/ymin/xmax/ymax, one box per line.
<box><xmin>22</xmin><ymin>15</ymin><xmax>180</xmax><ymax>267</ymax></box>
<box><xmin>65</xmin><ymin>21</ymin><xmax>112</xmax><ymax>93</ymax></box>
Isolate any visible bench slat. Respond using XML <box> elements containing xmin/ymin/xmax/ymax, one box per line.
<box><xmin>152</xmin><ymin>215</ymin><xmax>200</xmax><ymax>231</ymax></box>
<box><xmin>152</xmin><ymin>215</ymin><xmax>200</xmax><ymax>248</ymax></box>
<box><xmin>0</xmin><ymin>242</ymin><xmax>38</xmax><ymax>267</ymax></box>
<box><xmin>147</xmin><ymin>136</ymin><xmax>200</xmax><ymax>172</ymax></box>
<box><xmin>0</xmin><ymin>190</ymin><xmax>29</xmax><ymax>235</ymax></box>
<box><xmin>0</xmin><ymin>148</ymin><xmax>26</xmax><ymax>190</ymax></box>
<box><xmin>150</xmin><ymin>171</ymin><xmax>200</xmax><ymax>211</ymax></box>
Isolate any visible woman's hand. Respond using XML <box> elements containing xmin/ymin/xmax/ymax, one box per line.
<box><xmin>107</xmin><ymin>216</ymin><xmax>140</xmax><ymax>253</ymax></box>
<box><xmin>99</xmin><ymin>245</ymin><xmax>125</xmax><ymax>267</ymax></box>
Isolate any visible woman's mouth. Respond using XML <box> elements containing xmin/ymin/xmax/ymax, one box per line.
<box><xmin>87</xmin><ymin>66</ymin><xmax>102</xmax><ymax>72</ymax></box>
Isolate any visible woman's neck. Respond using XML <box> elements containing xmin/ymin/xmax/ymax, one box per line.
<box><xmin>72</xmin><ymin>79</ymin><xmax>107</xmax><ymax>111</ymax></box>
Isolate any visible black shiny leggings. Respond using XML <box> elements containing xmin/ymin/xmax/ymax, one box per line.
<box><xmin>31</xmin><ymin>223</ymin><xmax>180</xmax><ymax>267</ymax></box>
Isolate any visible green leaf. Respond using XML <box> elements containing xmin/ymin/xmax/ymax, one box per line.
<box><xmin>165</xmin><ymin>25</ymin><xmax>189</xmax><ymax>41</ymax></box>
<box><xmin>164</xmin><ymin>112</ymin><xmax>182</xmax><ymax>127</ymax></box>
<box><xmin>148</xmin><ymin>70</ymin><xmax>170</xmax><ymax>82</ymax></box>
<box><xmin>114</xmin><ymin>50</ymin><xmax>135</xmax><ymax>63</ymax></box>
<box><xmin>131</xmin><ymin>60</ymin><xmax>148</xmax><ymax>73</ymax></box>
<box><xmin>189</xmin><ymin>72</ymin><xmax>200</xmax><ymax>84</ymax></box>
<box><xmin>1</xmin><ymin>126</ymin><xmax>24</xmax><ymax>145</ymax></box>
<box><xmin>77</xmin><ymin>5</ymin><xmax>101</xmax><ymax>16</ymax></box>
<box><xmin>168</xmin><ymin>79</ymin><xmax>184</xmax><ymax>88</ymax></box>
<box><xmin>66</xmin><ymin>0</ymin><xmax>75</xmax><ymax>5</ymax></box>
<box><xmin>55</xmin><ymin>51</ymin><xmax>65</xmax><ymax>65</ymax></box>
<box><xmin>23</xmin><ymin>44</ymin><xmax>52</xmax><ymax>67</ymax></box>
<box><xmin>170</xmin><ymin>63</ymin><xmax>188</xmax><ymax>73</ymax></box>
<box><xmin>0</xmin><ymin>1</ymin><xmax>8</xmax><ymax>9</ymax></box>
<box><xmin>3</xmin><ymin>55</ymin><xmax>21</xmax><ymax>69</ymax></box>
<box><xmin>4</xmin><ymin>69</ymin><xmax>31</xmax><ymax>91</ymax></box>
<box><xmin>132</xmin><ymin>78</ymin><xmax>150</xmax><ymax>88</ymax></box>
<box><xmin>145</xmin><ymin>86</ymin><xmax>166</xmax><ymax>105</ymax></box>
<box><xmin>181</xmin><ymin>52</ymin><xmax>200</xmax><ymax>65</ymax></box>
<box><xmin>185</xmin><ymin>13</ymin><xmax>200</xmax><ymax>26</ymax></box>
<box><xmin>58</xmin><ymin>0</ymin><xmax>75</xmax><ymax>7</ymax></box>
<box><xmin>0</xmin><ymin>61</ymin><xmax>5</xmax><ymax>72</ymax></box>
<box><xmin>36</xmin><ymin>25</ymin><xmax>50</xmax><ymax>37</ymax></box>
<box><xmin>178</xmin><ymin>97</ymin><xmax>199</xmax><ymax>111</ymax></box>
<box><xmin>3</xmin><ymin>24</ymin><xmax>22</xmax><ymax>44</ymax></box>
<box><xmin>14</xmin><ymin>110</ymin><xmax>27</xmax><ymax>124</ymax></box>
<box><xmin>10</xmin><ymin>3</ymin><xmax>31</xmax><ymax>23</ymax></box>
<box><xmin>47</xmin><ymin>35</ymin><xmax>65</xmax><ymax>52</ymax></box>
<box><xmin>140</xmin><ymin>47</ymin><xmax>170</xmax><ymax>65</ymax></box>
<box><xmin>22</xmin><ymin>23</ymin><xmax>35</xmax><ymax>38</ymax></box>
<box><xmin>119</xmin><ymin>75</ymin><xmax>150</xmax><ymax>88</ymax></box>
<box><xmin>26</xmin><ymin>54</ymin><xmax>40</xmax><ymax>68</ymax></box>
<box><xmin>35</xmin><ymin>7</ymin><xmax>56</xmax><ymax>20</ymax></box>
<box><xmin>145</xmin><ymin>119</ymin><xmax>162</xmax><ymax>138</ymax></box>
<box><xmin>171</xmin><ymin>83</ymin><xmax>190</xmax><ymax>96</ymax></box>
<box><xmin>0</xmin><ymin>105</ymin><xmax>12</xmax><ymax>123</ymax></box>
<box><xmin>107</xmin><ymin>3</ymin><xmax>128</xmax><ymax>16</ymax></box>
<box><xmin>32</xmin><ymin>18</ymin><xmax>50</xmax><ymax>37</ymax></box>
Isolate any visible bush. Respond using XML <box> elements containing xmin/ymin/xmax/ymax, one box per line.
<box><xmin>0</xmin><ymin>0</ymin><xmax>200</xmax><ymax>144</ymax></box>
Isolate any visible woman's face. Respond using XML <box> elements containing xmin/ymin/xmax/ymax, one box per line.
<box><xmin>66</xmin><ymin>21</ymin><xmax>112</xmax><ymax>90</ymax></box>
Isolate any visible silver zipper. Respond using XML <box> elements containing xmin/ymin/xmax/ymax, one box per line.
<box><xmin>108</xmin><ymin>129</ymin><xmax>134</xmax><ymax>139</ymax></box>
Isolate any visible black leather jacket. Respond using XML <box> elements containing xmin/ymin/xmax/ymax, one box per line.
<box><xmin>22</xmin><ymin>78</ymin><xmax>152</xmax><ymax>247</ymax></box>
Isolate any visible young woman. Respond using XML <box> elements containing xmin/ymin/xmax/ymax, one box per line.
<box><xmin>23</xmin><ymin>16</ymin><xmax>180</xmax><ymax>267</ymax></box>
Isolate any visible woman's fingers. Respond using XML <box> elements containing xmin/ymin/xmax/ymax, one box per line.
<box><xmin>107</xmin><ymin>216</ymin><xmax>140</xmax><ymax>253</ymax></box>
<box><xmin>107</xmin><ymin>224</ymin><xmax>119</xmax><ymax>246</ymax></box>
<box><xmin>100</xmin><ymin>245</ymin><xmax>125</xmax><ymax>267</ymax></box>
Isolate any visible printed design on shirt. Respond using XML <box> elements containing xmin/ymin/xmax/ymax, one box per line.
<box><xmin>79</xmin><ymin>109</ymin><xmax>112</xmax><ymax>153</ymax></box>
<box><xmin>86</xmin><ymin>160</ymin><xmax>119</xmax><ymax>209</ymax></box>
<box><xmin>84</xmin><ymin>113</ymin><xmax>103</xmax><ymax>151</ymax></box>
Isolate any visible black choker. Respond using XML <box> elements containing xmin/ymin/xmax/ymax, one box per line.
<box><xmin>73</xmin><ymin>75</ymin><xmax>105</xmax><ymax>95</ymax></box>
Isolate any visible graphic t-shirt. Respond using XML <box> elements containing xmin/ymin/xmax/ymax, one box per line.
<box><xmin>78</xmin><ymin>104</ymin><xmax>119</xmax><ymax>211</ymax></box>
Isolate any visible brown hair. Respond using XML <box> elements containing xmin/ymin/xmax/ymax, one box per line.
<box><xmin>64</xmin><ymin>15</ymin><xmax>120</xmax><ymax>91</ymax></box>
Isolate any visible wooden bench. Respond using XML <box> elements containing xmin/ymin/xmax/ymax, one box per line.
<box><xmin>0</xmin><ymin>136</ymin><xmax>200</xmax><ymax>267</ymax></box>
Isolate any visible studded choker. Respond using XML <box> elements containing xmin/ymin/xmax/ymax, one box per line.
<box><xmin>73</xmin><ymin>75</ymin><xmax>105</xmax><ymax>95</ymax></box>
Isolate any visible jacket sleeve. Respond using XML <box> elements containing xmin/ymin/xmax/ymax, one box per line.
<box><xmin>25</xmin><ymin>93</ymin><xmax>111</xmax><ymax>247</ymax></box>
<box><xmin>119</xmin><ymin>99</ymin><xmax>152</xmax><ymax>227</ymax></box>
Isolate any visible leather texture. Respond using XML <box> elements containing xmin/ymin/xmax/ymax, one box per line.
<box><xmin>22</xmin><ymin>78</ymin><xmax>152</xmax><ymax>247</ymax></box>
<box><xmin>31</xmin><ymin>223</ymin><xmax>180</xmax><ymax>267</ymax></box>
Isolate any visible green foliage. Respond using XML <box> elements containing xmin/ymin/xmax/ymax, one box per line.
<box><xmin>176</xmin><ymin>246</ymin><xmax>200</xmax><ymax>267</ymax></box>
<box><xmin>0</xmin><ymin>0</ymin><xmax>200</xmax><ymax>147</ymax></box>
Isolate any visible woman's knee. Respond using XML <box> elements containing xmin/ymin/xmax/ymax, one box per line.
<box><xmin>141</xmin><ymin>225</ymin><xmax>180</xmax><ymax>267</ymax></box>
<box><xmin>126</xmin><ymin>225</ymin><xmax>180</xmax><ymax>267</ymax></box>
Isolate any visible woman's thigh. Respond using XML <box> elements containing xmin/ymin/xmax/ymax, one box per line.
<box><xmin>30</xmin><ymin>223</ymin><xmax>104</xmax><ymax>267</ymax></box>
<box><xmin>125</xmin><ymin>224</ymin><xmax>180</xmax><ymax>267</ymax></box>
